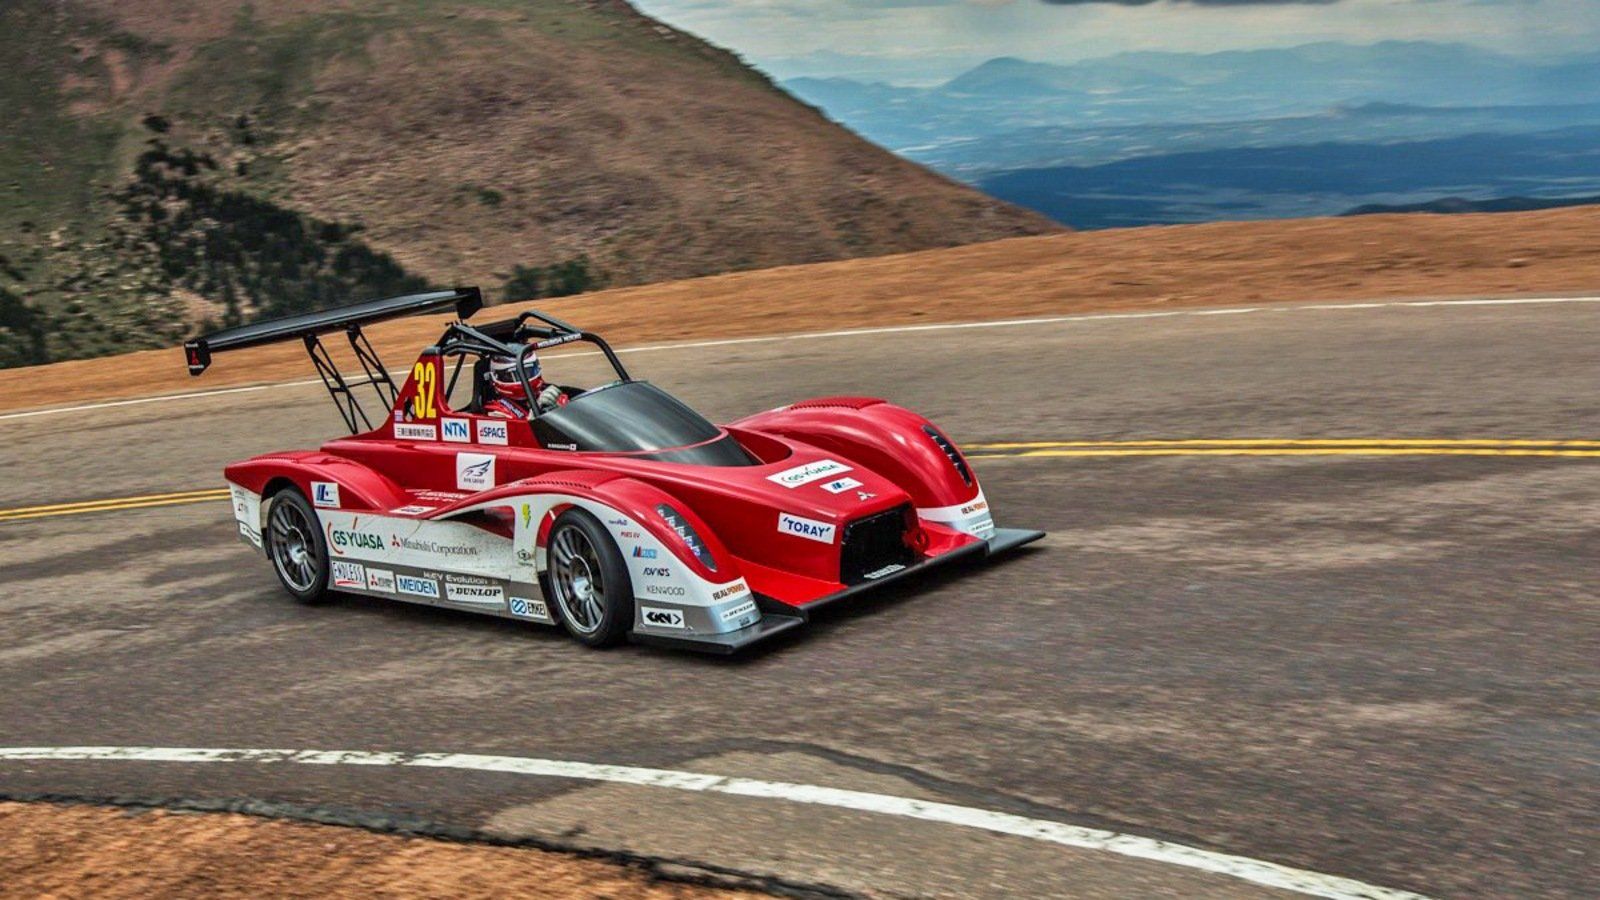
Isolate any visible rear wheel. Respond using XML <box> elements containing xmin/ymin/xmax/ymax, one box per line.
<box><xmin>266</xmin><ymin>488</ymin><xmax>331</xmax><ymax>605</ymax></box>
<box><xmin>546</xmin><ymin>509</ymin><xmax>633</xmax><ymax>648</ymax></box>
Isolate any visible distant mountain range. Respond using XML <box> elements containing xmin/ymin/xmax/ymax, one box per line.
<box><xmin>782</xmin><ymin>40</ymin><xmax>1600</xmax><ymax>229</ymax></box>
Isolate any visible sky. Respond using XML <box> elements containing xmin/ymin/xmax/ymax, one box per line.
<box><xmin>631</xmin><ymin>0</ymin><xmax>1600</xmax><ymax>83</ymax></box>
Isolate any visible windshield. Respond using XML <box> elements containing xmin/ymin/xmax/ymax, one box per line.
<box><xmin>531</xmin><ymin>381</ymin><xmax>754</xmax><ymax>465</ymax></box>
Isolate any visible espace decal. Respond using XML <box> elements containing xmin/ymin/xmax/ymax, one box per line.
<box><xmin>475</xmin><ymin>419</ymin><xmax>509</xmax><ymax>446</ymax></box>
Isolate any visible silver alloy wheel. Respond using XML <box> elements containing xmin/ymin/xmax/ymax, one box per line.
<box><xmin>268</xmin><ymin>498</ymin><xmax>319</xmax><ymax>593</ymax></box>
<box><xmin>549</xmin><ymin>524</ymin><xmax>606</xmax><ymax>634</ymax></box>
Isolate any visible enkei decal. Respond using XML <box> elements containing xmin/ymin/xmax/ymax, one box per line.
<box><xmin>640</xmin><ymin>606</ymin><xmax>685</xmax><ymax>629</ymax></box>
<box><xmin>326</xmin><ymin>520</ymin><xmax>383</xmax><ymax>556</ymax></box>
<box><xmin>509</xmin><ymin>596</ymin><xmax>553</xmax><ymax>622</ymax></box>
<box><xmin>311</xmin><ymin>482</ymin><xmax>340</xmax><ymax>508</ymax></box>
<box><xmin>445</xmin><ymin>583</ymin><xmax>505</xmax><ymax>606</ymax></box>
<box><xmin>331</xmin><ymin>560</ymin><xmax>366</xmax><ymax>588</ymax></box>
<box><xmin>768</xmin><ymin>459</ymin><xmax>852</xmax><ymax>488</ymax></box>
<box><xmin>711</xmin><ymin>582</ymin><xmax>748</xmax><ymax>601</ymax></box>
<box><xmin>820</xmin><ymin>477</ymin><xmax>863</xmax><ymax>494</ymax></box>
<box><xmin>778</xmin><ymin>512</ymin><xmax>836</xmax><ymax>544</ymax></box>
<box><xmin>476</xmin><ymin>419</ymin><xmax>509</xmax><ymax>446</ymax></box>
<box><xmin>395</xmin><ymin>423</ymin><xmax>437</xmax><ymax>441</ymax></box>
<box><xmin>396</xmin><ymin>574</ymin><xmax>440</xmax><ymax>599</ymax></box>
<box><xmin>863</xmin><ymin>563</ymin><xmax>907</xmax><ymax>580</ymax></box>
<box><xmin>442</xmin><ymin>418</ymin><xmax>472</xmax><ymax>443</ymax></box>
<box><xmin>366</xmin><ymin>568</ymin><xmax>397</xmax><ymax>594</ymax></box>
<box><xmin>393</xmin><ymin>505</ymin><xmax>436</xmax><ymax>516</ymax></box>
<box><xmin>456</xmin><ymin>453</ymin><xmax>496</xmax><ymax>491</ymax></box>
<box><xmin>632</xmin><ymin>547</ymin><xmax>657</xmax><ymax>559</ymax></box>
<box><xmin>720</xmin><ymin>600</ymin><xmax>757</xmax><ymax>622</ymax></box>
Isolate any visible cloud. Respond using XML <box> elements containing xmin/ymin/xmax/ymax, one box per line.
<box><xmin>1037</xmin><ymin>0</ymin><xmax>1343</xmax><ymax>5</ymax></box>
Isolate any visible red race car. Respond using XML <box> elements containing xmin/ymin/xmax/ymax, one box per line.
<box><xmin>186</xmin><ymin>288</ymin><xmax>1042</xmax><ymax>652</ymax></box>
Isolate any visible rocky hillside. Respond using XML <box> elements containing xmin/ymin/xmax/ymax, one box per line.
<box><xmin>0</xmin><ymin>0</ymin><xmax>1058</xmax><ymax>366</ymax></box>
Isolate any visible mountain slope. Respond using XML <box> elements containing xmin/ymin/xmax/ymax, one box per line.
<box><xmin>0</xmin><ymin>0</ymin><xmax>1057</xmax><ymax>366</ymax></box>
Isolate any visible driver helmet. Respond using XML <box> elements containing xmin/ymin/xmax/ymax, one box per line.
<box><xmin>489</xmin><ymin>351</ymin><xmax>545</xmax><ymax>401</ymax></box>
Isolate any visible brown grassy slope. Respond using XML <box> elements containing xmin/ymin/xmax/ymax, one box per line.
<box><xmin>3</xmin><ymin>205</ymin><xmax>1596</xmax><ymax>416</ymax></box>
<box><xmin>0</xmin><ymin>802</ymin><xmax>758</xmax><ymax>899</ymax></box>
<box><xmin>62</xmin><ymin>0</ymin><xmax>1059</xmax><ymax>289</ymax></box>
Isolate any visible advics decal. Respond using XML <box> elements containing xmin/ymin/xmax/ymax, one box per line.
<box><xmin>641</xmin><ymin>566</ymin><xmax>672</xmax><ymax>578</ymax></box>
<box><xmin>311</xmin><ymin>482</ymin><xmax>341</xmax><ymax>508</ymax></box>
<box><xmin>778</xmin><ymin>512</ymin><xmax>836</xmax><ymax>544</ymax></box>
<box><xmin>476</xmin><ymin>419</ymin><xmax>509</xmax><ymax>446</ymax></box>
<box><xmin>331</xmin><ymin>560</ymin><xmax>366</xmax><ymax>588</ymax></box>
<box><xmin>456</xmin><ymin>453</ymin><xmax>496</xmax><ymax>491</ymax></box>
<box><xmin>442</xmin><ymin>418</ymin><xmax>472</xmax><ymax>443</ymax></box>
<box><xmin>640</xmin><ymin>606</ymin><xmax>685</xmax><ymax>629</ymax></box>
<box><xmin>768</xmin><ymin>459</ymin><xmax>852</xmax><ymax>489</ymax></box>
<box><xmin>396</xmin><ymin>574</ymin><xmax>440</xmax><ymax>599</ymax></box>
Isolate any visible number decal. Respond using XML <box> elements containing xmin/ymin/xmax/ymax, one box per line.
<box><xmin>411</xmin><ymin>361</ymin><xmax>438</xmax><ymax>419</ymax></box>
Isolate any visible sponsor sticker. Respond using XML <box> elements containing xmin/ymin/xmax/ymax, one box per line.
<box><xmin>720</xmin><ymin>599</ymin><xmax>757</xmax><ymax>622</ymax></box>
<box><xmin>646</xmin><ymin>584</ymin><xmax>686</xmax><ymax>596</ymax></box>
<box><xmin>393</xmin><ymin>505</ymin><xmax>436</xmax><ymax>516</ymax></box>
<box><xmin>456</xmin><ymin>452</ymin><xmax>496</xmax><ymax>491</ymax></box>
<box><xmin>632</xmin><ymin>547</ymin><xmax>658</xmax><ymax>559</ymax></box>
<box><xmin>446</xmin><ymin>583</ymin><xmax>505</xmax><ymax>606</ymax></box>
<box><xmin>642</xmin><ymin>566</ymin><xmax>672</xmax><ymax>579</ymax></box>
<box><xmin>388</xmin><ymin>535</ymin><xmax>480</xmax><ymax>558</ymax></box>
<box><xmin>962</xmin><ymin>500</ymin><xmax>989</xmax><ymax>515</ymax></box>
<box><xmin>640</xmin><ymin>606</ymin><xmax>685</xmax><ymax>629</ymax></box>
<box><xmin>768</xmin><ymin>459</ymin><xmax>852</xmax><ymax>489</ymax></box>
<box><xmin>366</xmin><ymin>568</ymin><xmax>397</xmax><ymax>594</ymax></box>
<box><xmin>778</xmin><ymin>512</ymin><xmax>836</xmax><ymax>544</ymax></box>
<box><xmin>509</xmin><ymin>596</ymin><xmax>553</xmax><ymax>622</ymax></box>
<box><xmin>711</xmin><ymin>582</ymin><xmax>748</xmax><ymax>601</ymax></box>
<box><xmin>331</xmin><ymin>560</ymin><xmax>366</xmax><ymax>588</ymax></box>
<box><xmin>396</xmin><ymin>574</ymin><xmax>440</xmax><ymax>599</ymax></box>
<box><xmin>863</xmin><ymin>563</ymin><xmax>907</xmax><ymax>581</ymax></box>
<box><xmin>311</xmin><ymin>482</ymin><xmax>340</xmax><ymax>508</ymax></box>
<box><xmin>476</xmin><ymin>419</ymin><xmax>509</xmax><ymax>446</ymax></box>
<box><xmin>820</xmin><ymin>477</ymin><xmax>864</xmax><ymax>494</ymax></box>
<box><xmin>326</xmin><ymin>521</ymin><xmax>383</xmax><ymax>556</ymax></box>
<box><xmin>442</xmin><ymin>418</ymin><xmax>472</xmax><ymax>443</ymax></box>
<box><xmin>395</xmin><ymin>423</ymin><xmax>437</xmax><ymax>441</ymax></box>
<box><xmin>237</xmin><ymin>521</ymin><xmax>262</xmax><ymax>548</ymax></box>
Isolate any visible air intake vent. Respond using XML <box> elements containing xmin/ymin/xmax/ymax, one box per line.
<box><xmin>787</xmin><ymin>396</ymin><xmax>885</xmax><ymax>411</ymax></box>
<box><xmin>923</xmin><ymin>425</ymin><xmax>973</xmax><ymax>486</ymax></box>
<box><xmin>840</xmin><ymin>505</ymin><xmax>915</xmax><ymax>585</ymax></box>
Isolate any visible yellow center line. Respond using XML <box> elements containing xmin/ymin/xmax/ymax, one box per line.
<box><xmin>968</xmin><ymin>448</ymin><xmax>1600</xmax><ymax>459</ymax></box>
<box><xmin>0</xmin><ymin>490</ymin><xmax>231</xmax><ymax>523</ymax></box>
<box><xmin>965</xmin><ymin>438</ymin><xmax>1600</xmax><ymax>450</ymax></box>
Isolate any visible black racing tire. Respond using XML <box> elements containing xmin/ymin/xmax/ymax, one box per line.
<box><xmin>265</xmin><ymin>487</ymin><xmax>332</xmax><ymax>605</ymax></box>
<box><xmin>545</xmin><ymin>508</ymin><xmax>634</xmax><ymax>648</ymax></box>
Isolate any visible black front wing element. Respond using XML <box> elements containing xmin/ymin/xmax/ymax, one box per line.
<box><xmin>629</xmin><ymin>528</ymin><xmax>1045</xmax><ymax>654</ymax></box>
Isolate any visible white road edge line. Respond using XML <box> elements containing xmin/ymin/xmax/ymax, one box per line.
<box><xmin>0</xmin><ymin>745</ymin><xmax>1428</xmax><ymax>900</ymax></box>
<box><xmin>5</xmin><ymin>293</ymin><xmax>1599</xmax><ymax>423</ymax></box>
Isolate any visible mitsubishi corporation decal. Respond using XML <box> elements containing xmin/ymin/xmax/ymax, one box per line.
<box><xmin>456</xmin><ymin>452</ymin><xmax>496</xmax><ymax>491</ymax></box>
<box><xmin>767</xmin><ymin>459</ymin><xmax>852</xmax><ymax>489</ymax></box>
<box><xmin>778</xmin><ymin>512</ymin><xmax>836</xmax><ymax>544</ymax></box>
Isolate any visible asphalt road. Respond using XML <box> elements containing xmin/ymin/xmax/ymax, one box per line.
<box><xmin>1</xmin><ymin>298</ymin><xmax>1596</xmax><ymax>898</ymax></box>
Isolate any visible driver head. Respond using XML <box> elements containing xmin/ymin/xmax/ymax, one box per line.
<box><xmin>489</xmin><ymin>351</ymin><xmax>544</xmax><ymax>401</ymax></box>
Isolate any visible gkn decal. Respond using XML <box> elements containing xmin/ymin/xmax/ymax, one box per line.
<box><xmin>778</xmin><ymin>512</ymin><xmax>836</xmax><ymax>544</ymax></box>
<box><xmin>768</xmin><ymin>459</ymin><xmax>852</xmax><ymax>489</ymax></box>
<box><xmin>640</xmin><ymin>606</ymin><xmax>685</xmax><ymax>629</ymax></box>
<box><xmin>311</xmin><ymin>482</ymin><xmax>340</xmax><ymax>508</ymax></box>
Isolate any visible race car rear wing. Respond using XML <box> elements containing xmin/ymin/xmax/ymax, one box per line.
<box><xmin>183</xmin><ymin>287</ymin><xmax>483</xmax><ymax>433</ymax></box>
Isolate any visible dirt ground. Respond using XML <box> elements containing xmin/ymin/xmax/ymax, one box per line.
<box><xmin>0</xmin><ymin>802</ymin><xmax>761</xmax><ymax>899</ymax></box>
<box><xmin>3</xmin><ymin>205</ymin><xmax>1598</xmax><ymax>415</ymax></box>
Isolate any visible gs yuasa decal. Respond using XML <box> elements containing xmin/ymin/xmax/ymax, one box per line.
<box><xmin>768</xmin><ymin>459</ymin><xmax>852</xmax><ymax>488</ymax></box>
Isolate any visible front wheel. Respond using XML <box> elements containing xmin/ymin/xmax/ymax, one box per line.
<box><xmin>546</xmin><ymin>509</ymin><xmax>633</xmax><ymax>648</ymax></box>
<box><xmin>265</xmin><ymin>487</ymin><xmax>331</xmax><ymax>605</ymax></box>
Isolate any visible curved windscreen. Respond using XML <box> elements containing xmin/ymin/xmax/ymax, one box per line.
<box><xmin>532</xmin><ymin>381</ymin><xmax>755</xmax><ymax>466</ymax></box>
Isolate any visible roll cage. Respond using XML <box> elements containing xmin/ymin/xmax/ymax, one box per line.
<box><xmin>183</xmin><ymin>287</ymin><xmax>631</xmax><ymax>435</ymax></box>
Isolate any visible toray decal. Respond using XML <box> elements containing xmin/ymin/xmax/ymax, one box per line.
<box><xmin>778</xmin><ymin>512</ymin><xmax>836</xmax><ymax>544</ymax></box>
<box><xmin>476</xmin><ymin>419</ymin><xmax>509</xmax><ymax>446</ymax></box>
<box><xmin>441</xmin><ymin>418</ymin><xmax>472</xmax><ymax>443</ymax></box>
<box><xmin>768</xmin><ymin>459</ymin><xmax>852</xmax><ymax>489</ymax></box>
